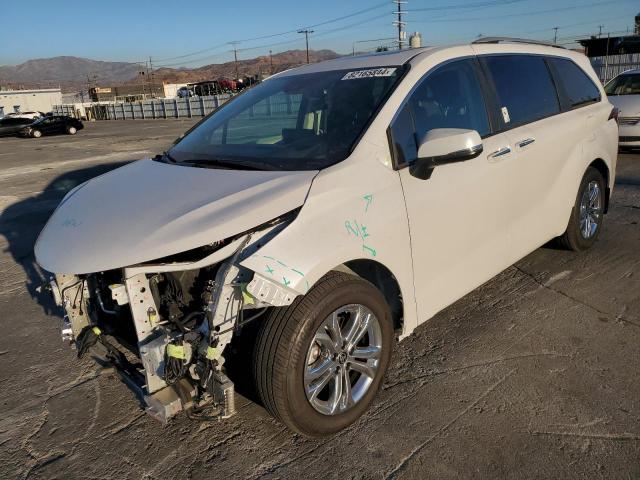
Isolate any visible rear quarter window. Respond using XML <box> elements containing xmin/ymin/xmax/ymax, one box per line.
<box><xmin>482</xmin><ymin>55</ymin><xmax>560</xmax><ymax>128</ymax></box>
<box><xmin>548</xmin><ymin>58</ymin><xmax>601</xmax><ymax>109</ymax></box>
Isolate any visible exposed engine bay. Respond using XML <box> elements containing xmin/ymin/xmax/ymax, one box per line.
<box><xmin>44</xmin><ymin>213</ymin><xmax>300</xmax><ymax>423</ymax></box>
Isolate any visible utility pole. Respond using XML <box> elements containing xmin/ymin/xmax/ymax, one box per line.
<box><xmin>145</xmin><ymin>61</ymin><xmax>151</xmax><ymax>99</ymax></box>
<box><xmin>553</xmin><ymin>27</ymin><xmax>559</xmax><ymax>44</ymax></box>
<box><xmin>228</xmin><ymin>41</ymin><xmax>240</xmax><ymax>80</ymax></box>
<box><xmin>139</xmin><ymin>69</ymin><xmax>146</xmax><ymax>98</ymax></box>
<box><xmin>148</xmin><ymin>56</ymin><xmax>156</xmax><ymax>98</ymax></box>
<box><xmin>86</xmin><ymin>74</ymin><xmax>97</xmax><ymax>102</ymax></box>
<box><xmin>393</xmin><ymin>0</ymin><xmax>407</xmax><ymax>50</ymax></box>
<box><xmin>604</xmin><ymin>32</ymin><xmax>611</xmax><ymax>83</ymax></box>
<box><xmin>269</xmin><ymin>49</ymin><xmax>273</xmax><ymax>74</ymax></box>
<box><xmin>298</xmin><ymin>29</ymin><xmax>314</xmax><ymax>63</ymax></box>
<box><xmin>598</xmin><ymin>24</ymin><xmax>604</xmax><ymax>37</ymax></box>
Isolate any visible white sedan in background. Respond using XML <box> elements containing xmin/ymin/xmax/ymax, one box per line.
<box><xmin>4</xmin><ymin>111</ymin><xmax>45</xmax><ymax>120</ymax></box>
<box><xmin>606</xmin><ymin>68</ymin><xmax>640</xmax><ymax>149</ymax></box>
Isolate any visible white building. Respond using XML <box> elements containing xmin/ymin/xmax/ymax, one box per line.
<box><xmin>0</xmin><ymin>88</ymin><xmax>62</xmax><ymax>117</ymax></box>
<box><xmin>163</xmin><ymin>83</ymin><xmax>188</xmax><ymax>98</ymax></box>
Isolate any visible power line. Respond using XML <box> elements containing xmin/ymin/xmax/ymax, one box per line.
<box><xmin>352</xmin><ymin>37</ymin><xmax>397</xmax><ymax>55</ymax></box>
<box><xmin>411</xmin><ymin>0</ymin><xmax>528</xmax><ymax>13</ymax></box>
<box><xmin>155</xmin><ymin>11</ymin><xmax>390</xmax><ymax>68</ymax></box>
<box><xmin>557</xmin><ymin>28</ymin><xmax>629</xmax><ymax>45</ymax></box>
<box><xmin>154</xmin><ymin>1</ymin><xmax>389</xmax><ymax>62</ymax></box>
<box><xmin>515</xmin><ymin>14</ymin><xmax>632</xmax><ymax>36</ymax></box>
<box><xmin>412</xmin><ymin>0</ymin><xmax>635</xmax><ymax>24</ymax></box>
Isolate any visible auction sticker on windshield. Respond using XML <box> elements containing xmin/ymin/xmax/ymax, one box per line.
<box><xmin>341</xmin><ymin>68</ymin><xmax>397</xmax><ymax>80</ymax></box>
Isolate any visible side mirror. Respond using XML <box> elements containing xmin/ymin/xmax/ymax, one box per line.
<box><xmin>410</xmin><ymin>128</ymin><xmax>483</xmax><ymax>180</ymax></box>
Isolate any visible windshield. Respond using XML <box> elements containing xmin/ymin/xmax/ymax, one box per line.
<box><xmin>165</xmin><ymin>66</ymin><xmax>404</xmax><ymax>171</ymax></box>
<box><xmin>605</xmin><ymin>73</ymin><xmax>640</xmax><ymax>96</ymax></box>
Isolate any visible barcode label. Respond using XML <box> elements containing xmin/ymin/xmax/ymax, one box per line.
<box><xmin>341</xmin><ymin>68</ymin><xmax>397</xmax><ymax>80</ymax></box>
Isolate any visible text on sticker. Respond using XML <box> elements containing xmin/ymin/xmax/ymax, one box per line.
<box><xmin>342</xmin><ymin>68</ymin><xmax>397</xmax><ymax>80</ymax></box>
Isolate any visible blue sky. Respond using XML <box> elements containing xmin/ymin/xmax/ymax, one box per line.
<box><xmin>1</xmin><ymin>0</ymin><xmax>638</xmax><ymax>67</ymax></box>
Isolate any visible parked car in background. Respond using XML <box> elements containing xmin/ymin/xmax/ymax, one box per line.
<box><xmin>5</xmin><ymin>111</ymin><xmax>45</xmax><ymax>120</ymax></box>
<box><xmin>176</xmin><ymin>86</ymin><xmax>194</xmax><ymax>98</ymax></box>
<box><xmin>0</xmin><ymin>117</ymin><xmax>35</xmax><ymax>137</ymax></box>
<box><xmin>20</xmin><ymin>115</ymin><xmax>84</xmax><ymax>138</ymax></box>
<box><xmin>35</xmin><ymin>39</ymin><xmax>617</xmax><ymax>437</ymax></box>
<box><xmin>605</xmin><ymin>68</ymin><xmax>640</xmax><ymax>149</ymax></box>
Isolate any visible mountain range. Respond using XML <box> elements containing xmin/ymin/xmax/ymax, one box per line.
<box><xmin>0</xmin><ymin>50</ymin><xmax>341</xmax><ymax>92</ymax></box>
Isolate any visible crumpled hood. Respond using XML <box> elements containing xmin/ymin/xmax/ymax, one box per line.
<box><xmin>35</xmin><ymin>159</ymin><xmax>317</xmax><ymax>274</ymax></box>
<box><xmin>608</xmin><ymin>94</ymin><xmax>640</xmax><ymax>117</ymax></box>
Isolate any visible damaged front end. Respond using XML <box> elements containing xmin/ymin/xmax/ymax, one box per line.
<box><xmin>44</xmin><ymin>214</ymin><xmax>300</xmax><ymax>423</ymax></box>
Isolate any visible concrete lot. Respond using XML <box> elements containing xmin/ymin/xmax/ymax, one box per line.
<box><xmin>0</xmin><ymin>120</ymin><xmax>639</xmax><ymax>479</ymax></box>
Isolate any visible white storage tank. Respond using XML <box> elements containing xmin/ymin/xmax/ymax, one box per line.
<box><xmin>409</xmin><ymin>32</ymin><xmax>422</xmax><ymax>49</ymax></box>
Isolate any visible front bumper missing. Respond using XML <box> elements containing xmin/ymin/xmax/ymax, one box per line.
<box><xmin>49</xmin><ymin>272</ymin><xmax>235</xmax><ymax>424</ymax></box>
<box><xmin>46</xmin><ymin>226</ymin><xmax>298</xmax><ymax>424</ymax></box>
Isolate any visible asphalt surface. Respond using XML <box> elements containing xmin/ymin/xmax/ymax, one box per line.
<box><xmin>0</xmin><ymin>120</ymin><xmax>639</xmax><ymax>479</ymax></box>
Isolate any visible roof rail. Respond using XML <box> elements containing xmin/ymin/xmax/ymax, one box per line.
<box><xmin>472</xmin><ymin>37</ymin><xmax>566</xmax><ymax>49</ymax></box>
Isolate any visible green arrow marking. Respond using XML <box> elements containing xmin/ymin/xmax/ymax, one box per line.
<box><xmin>363</xmin><ymin>194</ymin><xmax>373</xmax><ymax>212</ymax></box>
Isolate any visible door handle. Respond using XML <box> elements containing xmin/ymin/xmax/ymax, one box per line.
<box><xmin>488</xmin><ymin>146</ymin><xmax>511</xmax><ymax>159</ymax></box>
<box><xmin>516</xmin><ymin>137</ymin><xmax>535</xmax><ymax>148</ymax></box>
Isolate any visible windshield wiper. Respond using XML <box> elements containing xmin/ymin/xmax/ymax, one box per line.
<box><xmin>183</xmin><ymin>158</ymin><xmax>275</xmax><ymax>171</ymax></box>
<box><xmin>153</xmin><ymin>151</ymin><xmax>178</xmax><ymax>163</ymax></box>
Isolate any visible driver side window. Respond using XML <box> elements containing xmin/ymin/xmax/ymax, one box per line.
<box><xmin>389</xmin><ymin>58</ymin><xmax>490</xmax><ymax>168</ymax></box>
<box><xmin>410</xmin><ymin>59</ymin><xmax>490</xmax><ymax>140</ymax></box>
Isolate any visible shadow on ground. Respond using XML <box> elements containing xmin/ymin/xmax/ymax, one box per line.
<box><xmin>0</xmin><ymin>161</ymin><xmax>129</xmax><ymax>316</ymax></box>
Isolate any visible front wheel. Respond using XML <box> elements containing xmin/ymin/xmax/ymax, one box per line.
<box><xmin>253</xmin><ymin>271</ymin><xmax>393</xmax><ymax>437</ymax></box>
<box><xmin>67</xmin><ymin>126</ymin><xmax>77</xmax><ymax>135</ymax></box>
<box><xmin>557</xmin><ymin>166</ymin><xmax>605</xmax><ymax>251</ymax></box>
<box><xmin>31</xmin><ymin>129</ymin><xmax>42</xmax><ymax>138</ymax></box>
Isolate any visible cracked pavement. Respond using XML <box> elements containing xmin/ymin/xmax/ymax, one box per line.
<box><xmin>0</xmin><ymin>121</ymin><xmax>639</xmax><ymax>479</ymax></box>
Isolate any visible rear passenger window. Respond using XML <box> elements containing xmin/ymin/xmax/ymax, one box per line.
<box><xmin>483</xmin><ymin>55</ymin><xmax>560</xmax><ymax>128</ymax></box>
<box><xmin>548</xmin><ymin>58</ymin><xmax>600</xmax><ymax>109</ymax></box>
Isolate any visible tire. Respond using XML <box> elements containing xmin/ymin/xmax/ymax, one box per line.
<box><xmin>67</xmin><ymin>126</ymin><xmax>77</xmax><ymax>135</ymax></box>
<box><xmin>253</xmin><ymin>271</ymin><xmax>393</xmax><ymax>437</ymax></box>
<box><xmin>32</xmin><ymin>129</ymin><xmax>42</xmax><ymax>138</ymax></box>
<box><xmin>557</xmin><ymin>166</ymin><xmax>605</xmax><ymax>251</ymax></box>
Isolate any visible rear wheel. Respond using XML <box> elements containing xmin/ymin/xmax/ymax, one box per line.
<box><xmin>253</xmin><ymin>271</ymin><xmax>393</xmax><ymax>437</ymax></box>
<box><xmin>31</xmin><ymin>129</ymin><xmax>42</xmax><ymax>138</ymax></box>
<box><xmin>67</xmin><ymin>126</ymin><xmax>77</xmax><ymax>135</ymax></box>
<box><xmin>557</xmin><ymin>167</ymin><xmax>605</xmax><ymax>251</ymax></box>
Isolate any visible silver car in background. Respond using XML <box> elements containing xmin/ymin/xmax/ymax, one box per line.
<box><xmin>605</xmin><ymin>68</ymin><xmax>640</xmax><ymax>148</ymax></box>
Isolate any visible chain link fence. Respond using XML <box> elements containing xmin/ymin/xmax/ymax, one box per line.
<box><xmin>590</xmin><ymin>53</ymin><xmax>640</xmax><ymax>84</ymax></box>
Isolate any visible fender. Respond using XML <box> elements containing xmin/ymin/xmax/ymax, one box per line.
<box><xmin>240</xmin><ymin>139</ymin><xmax>420</xmax><ymax>338</ymax></box>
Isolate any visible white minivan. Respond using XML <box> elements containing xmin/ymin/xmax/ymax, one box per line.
<box><xmin>36</xmin><ymin>38</ymin><xmax>618</xmax><ymax>436</ymax></box>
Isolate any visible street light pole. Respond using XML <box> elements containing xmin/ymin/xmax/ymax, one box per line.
<box><xmin>298</xmin><ymin>29</ymin><xmax>314</xmax><ymax>63</ymax></box>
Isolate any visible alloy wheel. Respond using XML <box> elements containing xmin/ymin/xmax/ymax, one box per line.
<box><xmin>304</xmin><ymin>304</ymin><xmax>382</xmax><ymax>415</ymax></box>
<box><xmin>579</xmin><ymin>180</ymin><xmax>602</xmax><ymax>239</ymax></box>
